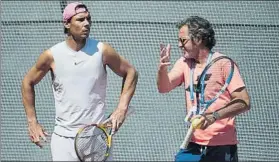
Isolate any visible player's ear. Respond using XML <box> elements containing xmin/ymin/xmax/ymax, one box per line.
<box><xmin>64</xmin><ymin>21</ymin><xmax>70</xmax><ymax>31</ymax></box>
<box><xmin>193</xmin><ymin>37</ymin><xmax>203</xmax><ymax>46</ymax></box>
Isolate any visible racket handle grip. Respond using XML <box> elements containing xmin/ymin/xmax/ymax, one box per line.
<box><xmin>179</xmin><ymin>125</ymin><xmax>194</xmax><ymax>149</ymax></box>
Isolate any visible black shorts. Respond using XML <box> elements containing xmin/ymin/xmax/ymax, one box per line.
<box><xmin>175</xmin><ymin>142</ymin><xmax>238</xmax><ymax>162</ymax></box>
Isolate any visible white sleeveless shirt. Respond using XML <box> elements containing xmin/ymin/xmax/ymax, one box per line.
<box><xmin>49</xmin><ymin>38</ymin><xmax>107</xmax><ymax>137</ymax></box>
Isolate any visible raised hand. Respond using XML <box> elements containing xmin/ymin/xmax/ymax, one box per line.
<box><xmin>159</xmin><ymin>43</ymin><xmax>171</xmax><ymax>70</ymax></box>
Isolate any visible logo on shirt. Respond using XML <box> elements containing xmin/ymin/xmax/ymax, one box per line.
<box><xmin>53</xmin><ymin>79</ymin><xmax>63</xmax><ymax>93</ymax></box>
<box><xmin>51</xmin><ymin>74</ymin><xmax>65</xmax><ymax>101</ymax></box>
<box><xmin>74</xmin><ymin>60</ymin><xmax>85</xmax><ymax>65</ymax></box>
<box><xmin>185</xmin><ymin>73</ymin><xmax>212</xmax><ymax>93</ymax></box>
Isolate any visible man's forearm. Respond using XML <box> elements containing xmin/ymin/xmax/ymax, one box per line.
<box><xmin>22</xmin><ymin>81</ymin><xmax>37</xmax><ymax>123</ymax></box>
<box><xmin>117</xmin><ymin>69</ymin><xmax>138</xmax><ymax>110</ymax></box>
<box><xmin>157</xmin><ymin>67</ymin><xmax>171</xmax><ymax>93</ymax></box>
<box><xmin>215</xmin><ymin>98</ymin><xmax>250</xmax><ymax>120</ymax></box>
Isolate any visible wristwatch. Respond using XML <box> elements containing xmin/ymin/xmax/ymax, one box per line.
<box><xmin>212</xmin><ymin>111</ymin><xmax>221</xmax><ymax>121</ymax></box>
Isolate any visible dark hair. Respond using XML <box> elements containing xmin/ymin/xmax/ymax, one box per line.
<box><xmin>64</xmin><ymin>4</ymin><xmax>88</xmax><ymax>34</ymax></box>
<box><xmin>176</xmin><ymin>16</ymin><xmax>216</xmax><ymax>50</ymax></box>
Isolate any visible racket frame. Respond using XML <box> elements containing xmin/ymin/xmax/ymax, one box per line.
<box><xmin>198</xmin><ymin>56</ymin><xmax>235</xmax><ymax>108</ymax></box>
<box><xmin>74</xmin><ymin>106</ymin><xmax>135</xmax><ymax>161</ymax></box>
<box><xmin>74</xmin><ymin>123</ymin><xmax>112</xmax><ymax>162</ymax></box>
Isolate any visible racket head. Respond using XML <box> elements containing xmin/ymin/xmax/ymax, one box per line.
<box><xmin>196</xmin><ymin>56</ymin><xmax>235</xmax><ymax>111</ymax></box>
<box><xmin>74</xmin><ymin>124</ymin><xmax>112</xmax><ymax>162</ymax></box>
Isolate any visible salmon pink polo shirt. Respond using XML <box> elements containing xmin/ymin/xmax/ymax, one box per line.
<box><xmin>167</xmin><ymin>52</ymin><xmax>245</xmax><ymax>146</ymax></box>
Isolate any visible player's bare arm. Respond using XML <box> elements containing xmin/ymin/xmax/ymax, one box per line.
<box><xmin>21</xmin><ymin>49</ymin><xmax>53</xmax><ymax>147</ymax></box>
<box><xmin>197</xmin><ymin>87</ymin><xmax>251</xmax><ymax>130</ymax></box>
<box><xmin>102</xmin><ymin>43</ymin><xmax>138</xmax><ymax>133</ymax></box>
<box><xmin>213</xmin><ymin>87</ymin><xmax>250</xmax><ymax>119</ymax></box>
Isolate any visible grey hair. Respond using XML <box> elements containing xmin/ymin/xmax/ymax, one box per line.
<box><xmin>176</xmin><ymin>16</ymin><xmax>216</xmax><ymax>50</ymax></box>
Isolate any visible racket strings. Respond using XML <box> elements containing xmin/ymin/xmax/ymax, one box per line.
<box><xmin>76</xmin><ymin>126</ymin><xmax>109</xmax><ymax>161</ymax></box>
<box><xmin>204</xmin><ymin>61</ymin><xmax>232</xmax><ymax>97</ymax></box>
<box><xmin>194</xmin><ymin>56</ymin><xmax>234</xmax><ymax>112</ymax></box>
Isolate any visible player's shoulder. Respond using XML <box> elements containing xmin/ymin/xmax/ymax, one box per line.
<box><xmin>212</xmin><ymin>51</ymin><xmax>232</xmax><ymax>62</ymax></box>
<box><xmin>45</xmin><ymin>41</ymin><xmax>67</xmax><ymax>58</ymax></box>
<box><xmin>40</xmin><ymin>41</ymin><xmax>62</xmax><ymax>60</ymax></box>
<box><xmin>212</xmin><ymin>51</ymin><xmax>238</xmax><ymax>67</ymax></box>
<box><xmin>49</xmin><ymin>41</ymin><xmax>67</xmax><ymax>51</ymax></box>
<box><xmin>212</xmin><ymin>51</ymin><xmax>226</xmax><ymax>58</ymax></box>
<box><xmin>36</xmin><ymin>49</ymin><xmax>54</xmax><ymax>66</ymax></box>
<box><xmin>213</xmin><ymin>51</ymin><xmax>237</xmax><ymax>62</ymax></box>
<box><xmin>97</xmin><ymin>41</ymin><xmax>115</xmax><ymax>54</ymax></box>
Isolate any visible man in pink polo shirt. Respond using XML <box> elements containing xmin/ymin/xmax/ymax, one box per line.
<box><xmin>157</xmin><ymin>16</ymin><xmax>250</xmax><ymax>162</ymax></box>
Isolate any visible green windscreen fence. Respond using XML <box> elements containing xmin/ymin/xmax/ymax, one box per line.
<box><xmin>1</xmin><ymin>1</ymin><xmax>279</xmax><ymax>161</ymax></box>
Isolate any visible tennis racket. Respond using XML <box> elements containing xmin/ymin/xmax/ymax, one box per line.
<box><xmin>180</xmin><ymin>56</ymin><xmax>235</xmax><ymax>149</ymax></box>
<box><xmin>74</xmin><ymin>106</ymin><xmax>135</xmax><ymax>162</ymax></box>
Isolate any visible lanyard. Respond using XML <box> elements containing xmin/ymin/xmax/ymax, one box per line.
<box><xmin>189</xmin><ymin>52</ymin><xmax>213</xmax><ymax>106</ymax></box>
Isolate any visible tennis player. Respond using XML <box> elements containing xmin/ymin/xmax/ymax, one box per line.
<box><xmin>157</xmin><ymin>16</ymin><xmax>250</xmax><ymax>162</ymax></box>
<box><xmin>21</xmin><ymin>2</ymin><xmax>138</xmax><ymax>161</ymax></box>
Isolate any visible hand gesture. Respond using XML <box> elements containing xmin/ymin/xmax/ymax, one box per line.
<box><xmin>28</xmin><ymin>122</ymin><xmax>48</xmax><ymax>148</ymax></box>
<box><xmin>159</xmin><ymin>43</ymin><xmax>171</xmax><ymax>70</ymax></box>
